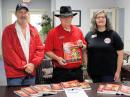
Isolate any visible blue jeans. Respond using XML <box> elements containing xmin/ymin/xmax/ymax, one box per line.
<box><xmin>7</xmin><ymin>76</ymin><xmax>35</xmax><ymax>86</ymax></box>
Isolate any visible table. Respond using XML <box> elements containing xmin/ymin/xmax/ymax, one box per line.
<box><xmin>0</xmin><ymin>83</ymin><xmax>128</xmax><ymax>97</ymax></box>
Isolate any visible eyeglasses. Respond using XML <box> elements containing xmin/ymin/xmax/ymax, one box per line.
<box><xmin>96</xmin><ymin>16</ymin><xmax>106</xmax><ymax>19</ymax></box>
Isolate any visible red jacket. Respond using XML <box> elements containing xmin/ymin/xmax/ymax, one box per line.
<box><xmin>2</xmin><ymin>23</ymin><xmax>44</xmax><ymax>78</ymax></box>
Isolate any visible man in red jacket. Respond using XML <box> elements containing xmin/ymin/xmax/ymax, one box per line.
<box><xmin>2</xmin><ymin>3</ymin><xmax>44</xmax><ymax>86</ymax></box>
<box><xmin>45</xmin><ymin>6</ymin><xmax>87</xmax><ymax>83</ymax></box>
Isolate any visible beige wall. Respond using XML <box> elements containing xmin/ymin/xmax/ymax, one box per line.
<box><xmin>115</xmin><ymin>0</ymin><xmax>130</xmax><ymax>51</ymax></box>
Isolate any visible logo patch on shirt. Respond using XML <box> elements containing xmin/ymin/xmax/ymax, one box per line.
<box><xmin>104</xmin><ymin>38</ymin><xmax>111</xmax><ymax>44</ymax></box>
<box><xmin>91</xmin><ymin>34</ymin><xmax>97</xmax><ymax>38</ymax></box>
<box><xmin>59</xmin><ymin>36</ymin><xmax>65</xmax><ymax>39</ymax></box>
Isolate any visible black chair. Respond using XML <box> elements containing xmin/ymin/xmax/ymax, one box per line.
<box><xmin>121</xmin><ymin>53</ymin><xmax>130</xmax><ymax>81</ymax></box>
<box><xmin>35</xmin><ymin>59</ymin><xmax>53</xmax><ymax>84</ymax></box>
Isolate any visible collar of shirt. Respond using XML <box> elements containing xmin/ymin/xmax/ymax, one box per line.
<box><xmin>60</xmin><ymin>24</ymin><xmax>74</xmax><ymax>33</ymax></box>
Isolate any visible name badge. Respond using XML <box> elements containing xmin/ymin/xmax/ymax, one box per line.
<box><xmin>59</xmin><ymin>36</ymin><xmax>65</xmax><ymax>39</ymax></box>
<box><xmin>91</xmin><ymin>34</ymin><xmax>97</xmax><ymax>38</ymax></box>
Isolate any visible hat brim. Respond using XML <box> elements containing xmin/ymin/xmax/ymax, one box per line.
<box><xmin>55</xmin><ymin>13</ymin><xmax>77</xmax><ymax>17</ymax></box>
<box><xmin>16</xmin><ymin>7</ymin><xmax>29</xmax><ymax>12</ymax></box>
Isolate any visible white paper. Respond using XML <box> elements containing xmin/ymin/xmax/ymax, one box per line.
<box><xmin>65</xmin><ymin>88</ymin><xmax>88</xmax><ymax>97</ymax></box>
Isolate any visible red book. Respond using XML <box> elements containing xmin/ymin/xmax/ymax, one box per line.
<box><xmin>14</xmin><ymin>90</ymin><xmax>31</xmax><ymax>97</ymax></box>
<box><xmin>21</xmin><ymin>87</ymin><xmax>41</xmax><ymax>96</ymax></box>
<box><xmin>97</xmin><ymin>84</ymin><xmax>106</xmax><ymax>93</ymax></box>
<box><xmin>51</xmin><ymin>83</ymin><xmax>63</xmax><ymax>91</ymax></box>
<box><xmin>61</xmin><ymin>80</ymin><xmax>79</xmax><ymax>88</ymax></box>
<box><xmin>118</xmin><ymin>85</ymin><xmax>130</xmax><ymax>96</ymax></box>
<box><xmin>31</xmin><ymin>85</ymin><xmax>57</xmax><ymax>95</ymax></box>
<box><xmin>63</xmin><ymin>42</ymin><xmax>81</xmax><ymax>63</ymax></box>
<box><xmin>31</xmin><ymin>85</ymin><xmax>51</xmax><ymax>92</ymax></box>
<box><xmin>79</xmin><ymin>81</ymin><xmax>91</xmax><ymax>90</ymax></box>
<box><xmin>97</xmin><ymin>84</ymin><xmax>120</xmax><ymax>94</ymax></box>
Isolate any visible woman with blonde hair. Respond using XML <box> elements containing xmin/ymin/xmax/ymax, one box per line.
<box><xmin>85</xmin><ymin>10</ymin><xmax>124</xmax><ymax>83</ymax></box>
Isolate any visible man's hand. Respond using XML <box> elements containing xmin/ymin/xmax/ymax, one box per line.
<box><xmin>57</xmin><ymin>57</ymin><xmax>67</xmax><ymax>66</ymax></box>
<box><xmin>24</xmin><ymin>63</ymin><xmax>35</xmax><ymax>74</ymax></box>
<box><xmin>77</xmin><ymin>40</ymin><xmax>84</xmax><ymax>48</ymax></box>
<box><xmin>45</xmin><ymin>52</ymin><xmax>67</xmax><ymax>66</ymax></box>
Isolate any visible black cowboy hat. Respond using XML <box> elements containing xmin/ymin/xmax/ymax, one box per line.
<box><xmin>55</xmin><ymin>6</ymin><xmax>77</xmax><ymax>17</ymax></box>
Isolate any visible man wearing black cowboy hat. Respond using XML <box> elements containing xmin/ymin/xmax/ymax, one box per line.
<box><xmin>45</xmin><ymin>6</ymin><xmax>87</xmax><ymax>83</ymax></box>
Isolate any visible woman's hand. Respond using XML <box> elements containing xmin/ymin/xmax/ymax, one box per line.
<box><xmin>114</xmin><ymin>71</ymin><xmax>120</xmax><ymax>82</ymax></box>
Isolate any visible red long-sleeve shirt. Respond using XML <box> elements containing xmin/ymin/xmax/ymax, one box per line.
<box><xmin>2</xmin><ymin>23</ymin><xmax>44</xmax><ymax>78</ymax></box>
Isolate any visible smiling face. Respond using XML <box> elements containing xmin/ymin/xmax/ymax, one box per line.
<box><xmin>96</xmin><ymin>12</ymin><xmax>106</xmax><ymax>28</ymax></box>
<box><xmin>15</xmin><ymin>8</ymin><xmax>29</xmax><ymax>24</ymax></box>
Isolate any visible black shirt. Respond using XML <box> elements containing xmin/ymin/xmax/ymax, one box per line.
<box><xmin>85</xmin><ymin>30</ymin><xmax>124</xmax><ymax>76</ymax></box>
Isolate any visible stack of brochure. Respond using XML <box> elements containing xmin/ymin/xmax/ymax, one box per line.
<box><xmin>118</xmin><ymin>85</ymin><xmax>130</xmax><ymax>96</ymax></box>
<box><xmin>97</xmin><ymin>83</ymin><xmax>130</xmax><ymax>96</ymax></box>
<box><xmin>14</xmin><ymin>80</ymin><xmax>91</xmax><ymax>97</ymax></box>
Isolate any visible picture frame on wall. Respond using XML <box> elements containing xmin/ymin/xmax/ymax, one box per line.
<box><xmin>90</xmin><ymin>8</ymin><xmax>116</xmax><ymax>30</ymax></box>
<box><xmin>53</xmin><ymin>10</ymin><xmax>81</xmax><ymax>27</ymax></box>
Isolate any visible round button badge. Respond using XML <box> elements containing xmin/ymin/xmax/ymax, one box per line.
<box><xmin>104</xmin><ymin>38</ymin><xmax>111</xmax><ymax>44</ymax></box>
